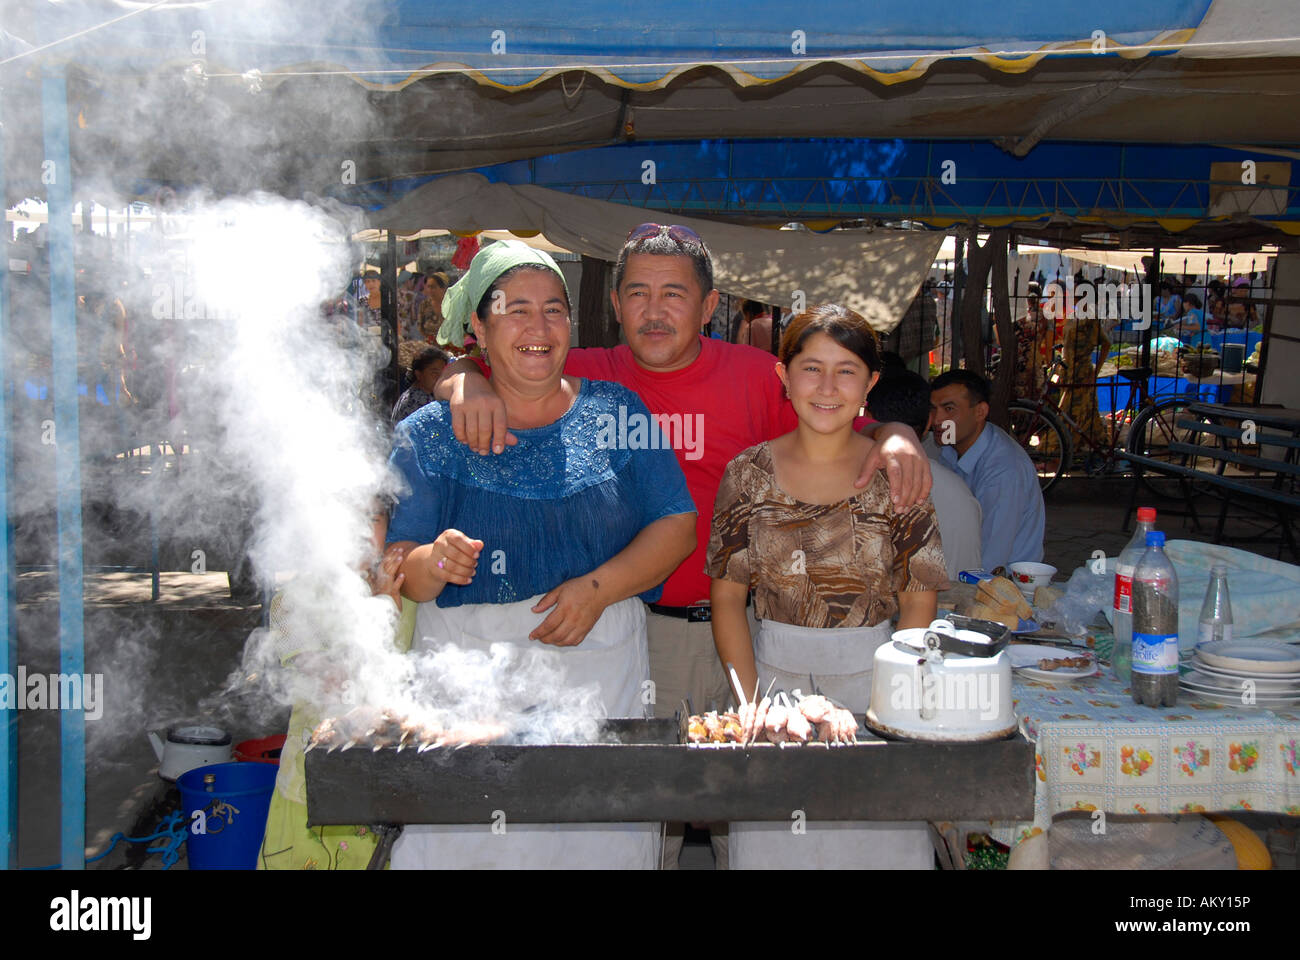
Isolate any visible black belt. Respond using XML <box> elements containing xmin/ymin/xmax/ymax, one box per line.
<box><xmin>647</xmin><ymin>603</ymin><xmax>713</xmax><ymax>623</ymax></box>
<box><xmin>647</xmin><ymin>597</ymin><xmax>749</xmax><ymax>623</ymax></box>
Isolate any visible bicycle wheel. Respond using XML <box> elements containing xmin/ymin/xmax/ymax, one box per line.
<box><xmin>1007</xmin><ymin>400</ymin><xmax>1072</xmax><ymax>494</ymax></box>
<box><xmin>1124</xmin><ymin>396</ymin><xmax>1214</xmax><ymax>500</ymax></box>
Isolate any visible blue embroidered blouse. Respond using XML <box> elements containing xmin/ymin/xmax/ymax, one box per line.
<box><xmin>386</xmin><ymin>378</ymin><xmax>696</xmax><ymax>607</ymax></box>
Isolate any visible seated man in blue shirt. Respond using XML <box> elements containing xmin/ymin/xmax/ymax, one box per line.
<box><xmin>929</xmin><ymin>370</ymin><xmax>1045</xmax><ymax>571</ymax></box>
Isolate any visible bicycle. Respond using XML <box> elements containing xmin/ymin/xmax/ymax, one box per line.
<box><xmin>1004</xmin><ymin>352</ymin><xmax>1213</xmax><ymax>496</ymax></box>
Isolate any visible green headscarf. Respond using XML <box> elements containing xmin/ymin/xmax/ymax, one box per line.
<box><xmin>437</xmin><ymin>239</ymin><xmax>571</xmax><ymax>349</ymax></box>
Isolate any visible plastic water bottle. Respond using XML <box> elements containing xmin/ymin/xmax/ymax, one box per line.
<box><xmin>1112</xmin><ymin>507</ymin><xmax>1157</xmax><ymax>682</ymax></box>
<box><xmin>1131</xmin><ymin>531</ymin><xmax>1179</xmax><ymax>707</ymax></box>
<box><xmin>1197</xmin><ymin>564</ymin><xmax>1234</xmax><ymax>646</ymax></box>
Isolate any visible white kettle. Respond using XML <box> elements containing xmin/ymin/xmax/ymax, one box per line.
<box><xmin>148</xmin><ymin>725</ymin><xmax>232</xmax><ymax>781</ymax></box>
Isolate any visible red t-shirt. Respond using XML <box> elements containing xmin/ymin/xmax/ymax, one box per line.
<box><xmin>566</xmin><ymin>337</ymin><xmax>873</xmax><ymax>606</ymax></box>
<box><xmin>471</xmin><ymin>338</ymin><xmax>874</xmax><ymax>604</ymax></box>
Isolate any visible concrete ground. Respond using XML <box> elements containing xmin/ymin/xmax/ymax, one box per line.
<box><xmin>9</xmin><ymin>475</ymin><xmax>1298</xmax><ymax>870</ymax></box>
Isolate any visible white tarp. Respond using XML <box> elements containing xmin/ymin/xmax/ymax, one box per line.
<box><xmin>1176</xmin><ymin>0</ymin><xmax>1300</xmax><ymax>58</ymax></box>
<box><xmin>369</xmin><ymin>174</ymin><xmax>945</xmax><ymax>333</ymax></box>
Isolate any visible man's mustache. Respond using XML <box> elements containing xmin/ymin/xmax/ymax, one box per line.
<box><xmin>637</xmin><ymin>323</ymin><xmax>676</xmax><ymax>336</ymax></box>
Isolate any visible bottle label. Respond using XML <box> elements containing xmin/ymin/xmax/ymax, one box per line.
<box><xmin>1113</xmin><ymin>571</ymin><xmax>1134</xmax><ymax>615</ymax></box>
<box><xmin>1132</xmin><ymin>632</ymin><xmax>1179</xmax><ymax>674</ymax></box>
<box><xmin>1197</xmin><ymin>622</ymin><xmax>1233</xmax><ymax>645</ymax></box>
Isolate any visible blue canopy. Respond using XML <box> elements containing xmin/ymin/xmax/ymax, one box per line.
<box><xmin>10</xmin><ymin>0</ymin><xmax>1225</xmax><ymax>88</ymax></box>
<box><xmin>455</xmin><ymin>139</ymin><xmax>1300</xmax><ymax>229</ymax></box>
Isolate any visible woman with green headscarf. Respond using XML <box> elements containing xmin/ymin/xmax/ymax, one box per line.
<box><xmin>387</xmin><ymin>240</ymin><xmax>697</xmax><ymax>868</ymax></box>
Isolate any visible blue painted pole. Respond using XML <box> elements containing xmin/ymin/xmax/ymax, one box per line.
<box><xmin>0</xmin><ymin>86</ymin><xmax>18</xmax><ymax>871</ymax></box>
<box><xmin>42</xmin><ymin>72</ymin><xmax>86</xmax><ymax>871</ymax></box>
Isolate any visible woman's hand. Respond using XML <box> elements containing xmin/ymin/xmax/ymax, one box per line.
<box><xmin>526</xmin><ymin>512</ymin><xmax>696</xmax><ymax>647</ymax></box>
<box><xmin>427</xmin><ymin>530</ymin><xmax>484</xmax><ymax>586</ymax></box>
<box><xmin>856</xmin><ymin>422</ymin><xmax>933</xmax><ymax>511</ymax></box>
<box><xmin>897</xmin><ymin>589</ymin><xmax>938</xmax><ymax>630</ymax></box>
<box><xmin>529</xmin><ymin>576</ymin><xmax>606</xmax><ymax>647</ymax></box>
<box><xmin>393</xmin><ymin>531</ymin><xmax>484</xmax><ymax>603</ymax></box>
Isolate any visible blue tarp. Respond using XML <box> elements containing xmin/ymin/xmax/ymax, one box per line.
<box><xmin>448</xmin><ymin>139</ymin><xmax>1299</xmax><ymax>223</ymax></box>
<box><xmin>12</xmin><ymin>0</ymin><xmax>1213</xmax><ymax>87</ymax></box>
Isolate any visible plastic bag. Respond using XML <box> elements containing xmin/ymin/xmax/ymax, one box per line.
<box><xmin>1042</xmin><ymin>564</ymin><xmax>1112</xmax><ymax>635</ymax></box>
<box><xmin>1050</xmin><ymin>814</ymin><xmax>1237</xmax><ymax>870</ymax></box>
<box><xmin>1056</xmin><ymin>542</ymin><xmax>1300</xmax><ymax>648</ymax></box>
<box><xmin>1164</xmin><ymin>541</ymin><xmax>1300</xmax><ymax>647</ymax></box>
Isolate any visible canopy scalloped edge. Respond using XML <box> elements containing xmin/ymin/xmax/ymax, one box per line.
<box><xmin>99</xmin><ymin>29</ymin><xmax>1198</xmax><ymax>94</ymax></box>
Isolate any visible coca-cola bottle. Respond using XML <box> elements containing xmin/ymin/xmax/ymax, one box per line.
<box><xmin>1112</xmin><ymin>507</ymin><xmax>1157</xmax><ymax>682</ymax></box>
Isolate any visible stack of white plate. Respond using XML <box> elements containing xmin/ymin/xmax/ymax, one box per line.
<box><xmin>1180</xmin><ymin>639</ymin><xmax>1300</xmax><ymax>707</ymax></box>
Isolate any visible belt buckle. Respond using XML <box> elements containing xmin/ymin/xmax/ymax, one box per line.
<box><xmin>687</xmin><ymin>605</ymin><xmax>711</xmax><ymax>623</ymax></box>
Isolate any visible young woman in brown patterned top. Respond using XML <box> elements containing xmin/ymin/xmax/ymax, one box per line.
<box><xmin>707</xmin><ymin>302</ymin><xmax>947</xmax><ymax>869</ymax></box>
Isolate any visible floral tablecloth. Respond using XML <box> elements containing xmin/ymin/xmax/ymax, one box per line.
<box><xmin>994</xmin><ymin>667</ymin><xmax>1300</xmax><ymax>847</ymax></box>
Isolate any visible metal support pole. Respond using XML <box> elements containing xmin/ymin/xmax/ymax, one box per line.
<box><xmin>0</xmin><ymin>85</ymin><xmax>18</xmax><ymax>871</ymax></box>
<box><xmin>42</xmin><ymin>72</ymin><xmax>87</xmax><ymax>871</ymax></box>
<box><xmin>384</xmin><ymin>232</ymin><xmax>399</xmax><ymax>406</ymax></box>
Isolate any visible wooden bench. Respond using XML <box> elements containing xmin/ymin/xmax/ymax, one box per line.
<box><xmin>1124</xmin><ymin>416</ymin><xmax>1300</xmax><ymax>559</ymax></box>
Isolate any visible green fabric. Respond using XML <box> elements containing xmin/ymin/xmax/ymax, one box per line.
<box><xmin>437</xmin><ymin>239</ymin><xmax>570</xmax><ymax>348</ymax></box>
<box><xmin>259</xmin><ymin>597</ymin><xmax>417</xmax><ymax>870</ymax></box>
<box><xmin>395</xmin><ymin>594</ymin><xmax>416</xmax><ymax>653</ymax></box>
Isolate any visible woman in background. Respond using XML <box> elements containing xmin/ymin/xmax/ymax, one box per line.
<box><xmin>392</xmin><ymin>346</ymin><xmax>449</xmax><ymax>425</ymax></box>
<box><xmin>708</xmin><ymin>303</ymin><xmax>946</xmax><ymax>869</ymax></box>
<box><xmin>1057</xmin><ymin>281</ymin><xmax>1111</xmax><ymax>455</ymax></box>
<box><xmin>419</xmin><ymin>271</ymin><xmax>449</xmax><ymax>339</ymax></box>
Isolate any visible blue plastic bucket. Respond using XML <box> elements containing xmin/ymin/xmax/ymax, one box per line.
<box><xmin>177</xmin><ymin>761</ymin><xmax>278</xmax><ymax>870</ymax></box>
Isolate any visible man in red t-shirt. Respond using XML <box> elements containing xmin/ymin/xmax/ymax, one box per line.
<box><xmin>436</xmin><ymin>225</ymin><xmax>932</xmax><ymax>865</ymax></box>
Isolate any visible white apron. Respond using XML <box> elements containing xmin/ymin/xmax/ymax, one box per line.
<box><xmin>391</xmin><ymin>595</ymin><xmax>658</xmax><ymax>870</ymax></box>
<box><xmin>730</xmin><ymin>618</ymin><xmax>934</xmax><ymax>870</ymax></box>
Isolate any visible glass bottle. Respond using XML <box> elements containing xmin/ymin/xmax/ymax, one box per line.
<box><xmin>1197</xmin><ymin>563</ymin><xmax>1233</xmax><ymax>646</ymax></box>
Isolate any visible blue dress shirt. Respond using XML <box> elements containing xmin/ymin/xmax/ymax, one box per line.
<box><xmin>938</xmin><ymin>421</ymin><xmax>1045</xmax><ymax>570</ymax></box>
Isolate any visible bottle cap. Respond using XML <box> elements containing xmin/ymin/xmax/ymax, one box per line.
<box><xmin>1145</xmin><ymin>531</ymin><xmax>1165</xmax><ymax>547</ymax></box>
<box><xmin>1211</xmin><ymin>563</ymin><xmax>1227</xmax><ymax>577</ymax></box>
<box><xmin>1137</xmin><ymin>507</ymin><xmax>1157</xmax><ymax>523</ymax></box>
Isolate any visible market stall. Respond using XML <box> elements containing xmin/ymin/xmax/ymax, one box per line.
<box><xmin>9</xmin><ymin>0</ymin><xmax>1300</xmax><ymax>875</ymax></box>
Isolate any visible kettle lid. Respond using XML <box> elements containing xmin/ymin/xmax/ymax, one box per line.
<box><xmin>166</xmin><ymin>725</ymin><xmax>231</xmax><ymax>746</ymax></box>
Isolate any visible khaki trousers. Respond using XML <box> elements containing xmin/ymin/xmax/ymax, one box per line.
<box><xmin>646</xmin><ymin>604</ymin><xmax>759</xmax><ymax>869</ymax></box>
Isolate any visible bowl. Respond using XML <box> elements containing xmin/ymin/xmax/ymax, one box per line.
<box><xmin>1008</xmin><ymin>562</ymin><xmax>1057</xmax><ymax>597</ymax></box>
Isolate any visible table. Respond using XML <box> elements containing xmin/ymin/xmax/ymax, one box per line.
<box><xmin>994</xmin><ymin>665</ymin><xmax>1300</xmax><ymax>851</ymax></box>
<box><xmin>1186</xmin><ymin>402</ymin><xmax>1300</xmax><ymax>435</ymax></box>
<box><xmin>1095</xmin><ymin>374</ymin><xmax>1233</xmax><ymax>412</ymax></box>
<box><xmin>1182</xmin><ymin>371</ymin><xmax>1248</xmax><ymax>388</ymax></box>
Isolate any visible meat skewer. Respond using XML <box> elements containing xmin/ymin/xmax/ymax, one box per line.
<box><xmin>397</xmin><ymin>715</ymin><xmax>437</xmax><ymax>752</ymax></box>
<box><xmin>797</xmin><ymin>694</ymin><xmax>834</xmax><ymax>725</ymax></box>
<box><xmin>306</xmin><ymin>716</ymin><xmax>340</xmax><ymax>753</ymax></box>
<box><xmin>763</xmin><ymin>702</ymin><xmax>789</xmax><ymax>744</ymax></box>
<box><xmin>702</xmin><ymin>711</ymin><xmax>727</xmax><ymax>743</ymax></box>
<box><xmin>834</xmin><ymin>708</ymin><xmax>860</xmax><ymax>744</ymax></box>
<box><xmin>784</xmin><ymin>707</ymin><xmax>811</xmax><ymax>743</ymax></box>
<box><xmin>748</xmin><ymin>678</ymin><xmax>776</xmax><ymax>746</ymax></box>
<box><xmin>725</xmin><ymin>663</ymin><xmax>748</xmax><ymax>712</ymax></box>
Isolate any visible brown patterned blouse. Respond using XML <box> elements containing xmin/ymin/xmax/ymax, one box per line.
<box><xmin>707</xmin><ymin>442</ymin><xmax>948</xmax><ymax>628</ymax></box>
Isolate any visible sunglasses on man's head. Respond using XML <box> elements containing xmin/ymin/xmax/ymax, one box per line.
<box><xmin>627</xmin><ymin>222</ymin><xmax>703</xmax><ymax>246</ymax></box>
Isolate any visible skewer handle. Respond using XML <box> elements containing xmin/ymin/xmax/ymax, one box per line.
<box><xmin>725</xmin><ymin>662</ymin><xmax>747</xmax><ymax>707</ymax></box>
